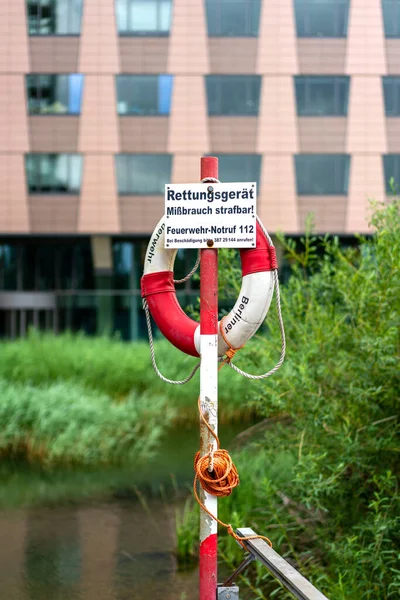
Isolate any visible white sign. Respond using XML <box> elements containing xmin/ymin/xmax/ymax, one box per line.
<box><xmin>164</xmin><ymin>182</ymin><xmax>256</xmax><ymax>249</ymax></box>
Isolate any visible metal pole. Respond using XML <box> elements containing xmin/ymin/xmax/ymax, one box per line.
<box><xmin>199</xmin><ymin>156</ymin><xmax>219</xmax><ymax>600</ymax></box>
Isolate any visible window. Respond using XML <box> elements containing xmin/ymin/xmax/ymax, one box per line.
<box><xmin>206</xmin><ymin>76</ymin><xmax>261</xmax><ymax>116</ymax></box>
<box><xmin>0</xmin><ymin>246</ymin><xmax>18</xmax><ymax>290</ymax></box>
<box><xmin>295</xmin><ymin>155</ymin><xmax>350</xmax><ymax>195</ymax></box>
<box><xmin>382</xmin><ymin>1</ymin><xmax>400</xmax><ymax>37</ymax></box>
<box><xmin>295</xmin><ymin>76</ymin><xmax>350</xmax><ymax>116</ymax></box>
<box><xmin>383</xmin><ymin>155</ymin><xmax>400</xmax><ymax>193</ymax></box>
<box><xmin>116</xmin><ymin>154</ymin><xmax>172</xmax><ymax>194</ymax></box>
<box><xmin>116</xmin><ymin>75</ymin><xmax>173</xmax><ymax>115</ymax></box>
<box><xmin>26</xmin><ymin>74</ymin><xmax>84</xmax><ymax>114</ymax></box>
<box><xmin>213</xmin><ymin>155</ymin><xmax>262</xmax><ymax>186</ymax></box>
<box><xmin>116</xmin><ymin>0</ymin><xmax>172</xmax><ymax>35</ymax></box>
<box><xmin>383</xmin><ymin>77</ymin><xmax>400</xmax><ymax>115</ymax></box>
<box><xmin>27</xmin><ymin>0</ymin><xmax>83</xmax><ymax>35</ymax></box>
<box><xmin>205</xmin><ymin>0</ymin><xmax>261</xmax><ymax>37</ymax></box>
<box><xmin>26</xmin><ymin>154</ymin><xmax>83</xmax><ymax>193</ymax></box>
<box><xmin>294</xmin><ymin>0</ymin><xmax>350</xmax><ymax>38</ymax></box>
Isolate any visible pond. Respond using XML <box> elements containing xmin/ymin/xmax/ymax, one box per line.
<box><xmin>0</xmin><ymin>422</ymin><xmax>246</xmax><ymax>600</ymax></box>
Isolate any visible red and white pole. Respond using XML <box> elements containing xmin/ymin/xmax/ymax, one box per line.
<box><xmin>199</xmin><ymin>156</ymin><xmax>219</xmax><ymax>600</ymax></box>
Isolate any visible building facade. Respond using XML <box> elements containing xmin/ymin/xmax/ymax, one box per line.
<box><xmin>0</xmin><ymin>0</ymin><xmax>399</xmax><ymax>339</ymax></box>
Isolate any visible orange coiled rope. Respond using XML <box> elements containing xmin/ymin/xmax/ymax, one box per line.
<box><xmin>193</xmin><ymin>321</ymin><xmax>273</xmax><ymax>549</ymax></box>
<box><xmin>194</xmin><ymin>398</ymin><xmax>272</xmax><ymax>549</ymax></box>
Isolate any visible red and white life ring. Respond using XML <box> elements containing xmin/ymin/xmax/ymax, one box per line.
<box><xmin>141</xmin><ymin>217</ymin><xmax>278</xmax><ymax>358</ymax></box>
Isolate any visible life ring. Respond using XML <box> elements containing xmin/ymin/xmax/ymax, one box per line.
<box><xmin>141</xmin><ymin>217</ymin><xmax>278</xmax><ymax>358</ymax></box>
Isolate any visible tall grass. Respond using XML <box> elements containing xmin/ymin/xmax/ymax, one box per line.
<box><xmin>0</xmin><ymin>380</ymin><xmax>173</xmax><ymax>467</ymax></box>
<box><xmin>0</xmin><ymin>332</ymin><xmax>253</xmax><ymax>422</ymax></box>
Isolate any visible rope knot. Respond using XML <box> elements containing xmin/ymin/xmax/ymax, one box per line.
<box><xmin>218</xmin><ymin>317</ymin><xmax>244</xmax><ymax>370</ymax></box>
<box><xmin>225</xmin><ymin>347</ymin><xmax>237</xmax><ymax>362</ymax></box>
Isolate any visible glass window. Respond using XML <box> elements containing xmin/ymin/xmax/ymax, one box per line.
<box><xmin>295</xmin><ymin>154</ymin><xmax>350</xmax><ymax>195</ymax></box>
<box><xmin>116</xmin><ymin>75</ymin><xmax>173</xmax><ymax>115</ymax></box>
<box><xmin>27</xmin><ymin>0</ymin><xmax>83</xmax><ymax>35</ymax></box>
<box><xmin>295</xmin><ymin>76</ymin><xmax>350</xmax><ymax>116</ymax></box>
<box><xmin>115</xmin><ymin>154</ymin><xmax>172</xmax><ymax>194</ymax></box>
<box><xmin>37</xmin><ymin>245</ymin><xmax>56</xmax><ymax>290</ymax></box>
<box><xmin>0</xmin><ymin>245</ymin><xmax>18</xmax><ymax>290</ymax></box>
<box><xmin>382</xmin><ymin>0</ymin><xmax>400</xmax><ymax>37</ymax></box>
<box><xmin>26</xmin><ymin>74</ymin><xmax>84</xmax><ymax>114</ymax></box>
<box><xmin>116</xmin><ymin>0</ymin><xmax>172</xmax><ymax>35</ymax></box>
<box><xmin>294</xmin><ymin>0</ymin><xmax>350</xmax><ymax>38</ymax></box>
<box><xmin>383</xmin><ymin>155</ymin><xmax>400</xmax><ymax>193</ymax></box>
<box><xmin>25</xmin><ymin>154</ymin><xmax>83</xmax><ymax>193</ymax></box>
<box><xmin>206</xmin><ymin>75</ymin><xmax>261</xmax><ymax>116</ymax></box>
<box><xmin>205</xmin><ymin>0</ymin><xmax>261</xmax><ymax>37</ymax></box>
<box><xmin>113</xmin><ymin>242</ymin><xmax>134</xmax><ymax>289</ymax></box>
<box><xmin>383</xmin><ymin>77</ymin><xmax>400</xmax><ymax>115</ymax></box>
<box><xmin>213</xmin><ymin>154</ymin><xmax>262</xmax><ymax>186</ymax></box>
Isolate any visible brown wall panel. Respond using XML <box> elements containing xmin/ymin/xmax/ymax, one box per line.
<box><xmin>29</xmin><ymin>38</ymin><xmax>79</xmax><ymax>72</ymax></box>
<box><xmin>346</xmin><ymin>77</ymin><xmax>387</xmax><ymax>153</ymax></box>
<box><xmin>345</xmin><ymin>0</ymin><xmax>387</xmax><ymax>75</ymax></box>
<box><xmin>258</xmin><ymin>155</ymin><xmax>299</xmax><ymax>233</ymax></box>
<box><xmin>78</xmin><ymin>75</ymin><xmax>120</xmax><ymax>152</ymax></box>
<box><xmin>29</xmin><ymin>195</ymin><xmax>79</xmax><ymax>232</ymax></box>
<box><xmin>386</xmin><ymin>118</ymin><xmax>400</xmax><ymax>152</ymax></box>
<box><xmin>0</xmin><ymin>0</ymin><xmax>29</xmax><ymax>73</ymax></box>
<box><xmin>171</xmin><ymin>155</ymin><xmax>201</xmax><ymax>183</ymax></box>
<box><xmin>346</xmin><ymin>155</ymin><xmax>385</xmax><ymax>232</ymax></box>
<box><xmin>298</xmin><ymin>196</ymin><xmax>347</xmax><ymax>233</ymax></box>
<box><xmin>119</xmin><ymin>39</ymin><xmax>169</xmax><ymax>73</ymax></box>
<box><xmin>119</xmin><ymin>196</ymin><xmax>164</xmax><ymax>233</ymax></box>
<box><xmin>29</xmin><ymin>117</ymin><xmax>79</xmax><ymax>152</ymax></box>
<box><xmin>168</xmin><ymin>0</ymin><xmax>209</xmax><ymax>74</ymax></box>
<box><xmin>119</xmin><ymin>117</ymin><xmax>169</xmax><ymax>152</ymax></box>
<box><xmin>0</xmin><ymin>76</ymin><xmax>29</xmax><ymax>152</ymax></box>
<box><xmin>298</xmin><ymin>118</ymin><xmax>347</xmax><ymax>153</ymax></box>
<box><xmin>78</xmin><ymin>154</ymin><xmax>120</xmax><ymax>232</ymax></box>
<box><xmin>257</xmin><ymin>76</ymin><xmax>298</xmax><ymax>153</ymax></box>
<box><xmin>168</xmin><ymin>76</ymin><xmax>209</xmax><ymax>154</ymax></box>
<box><xmin>0</xmin><ymin>154</ymin><xmax>30</xmax><ymax>233</ymax></box>
<box><xmin>209</xmin><ymin>39</ymin><xmax>258</xmax><ymax>73</ymax></box>
<box><xmin>209</xmin><ymin>117</ymin><xmax>257</xmax><ymax>152</ymax></box>
<box><xmin>78</xmin><ymin>0</ymin><xmax>119</xmax><ymax>73</ymax></box>
<box><xmin>297</xmin><ymin>40</ymin><xmax>347</xmax><ymax>74</ymax></box>
<box><xmin>257</xmin><ymin>0</ymin><xmax>298</xmax><ymax>74</ymax></box>
<box><xmin>386</xmin><ymin>41</ymin><xmax>400</xmax><ymax>74</ymax></box>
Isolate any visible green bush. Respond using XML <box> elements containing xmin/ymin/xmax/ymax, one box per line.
<box><xmin>177</xmin><ymin>201</ymin><xmax>400</xmax><ymax>599</ymax></box>
<box><xmin>0</xmin><ymin>380</ymin><xmax>174</xmax><ymax>467</ymax></box>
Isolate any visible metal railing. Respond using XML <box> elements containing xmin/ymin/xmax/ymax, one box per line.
<box><xmin>217</xmin><ymin>527</ymin><xmax>329</xmax><ymax>600</ymax></box>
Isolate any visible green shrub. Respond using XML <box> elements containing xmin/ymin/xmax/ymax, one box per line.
<box><xmin>177</xmin><ymin>201</ymin><xmax>400</xmax><ymax>599</ymax></box>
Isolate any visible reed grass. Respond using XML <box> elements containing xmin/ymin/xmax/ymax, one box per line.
<box><xmin>0</xmin><ymin>379</ymin><xmax>173</xmax><ymax>467</ymax></box>
<box><xmin>0</xmin><ymin>332</ymin><xmax>254</xmax><ymax>422</ymax></box>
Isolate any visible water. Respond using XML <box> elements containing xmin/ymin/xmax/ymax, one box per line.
<box><xmin>0</xmin><ymin>422</ymin><xmax>246</xmax><ymax>599</ymax></box>
<box><xmin>0</xmin><ymin>500</ymin><xmax>198</xmax><ymax>600</ymax></box>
